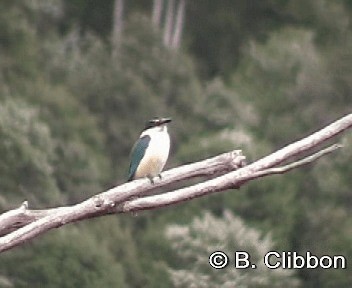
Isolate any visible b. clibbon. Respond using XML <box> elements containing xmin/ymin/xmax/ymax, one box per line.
<box><xmin>264</xmin><ymin>251</ymin><xmax>346</xmax><ymax>269</ymax></box>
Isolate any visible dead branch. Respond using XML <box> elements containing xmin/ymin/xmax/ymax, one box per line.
<box><xmin>122</xmin><ymin>143</ymin><xmax>342</xmax><ymax>212</ymax></box>
<box><xmin>0</xmin><ymin>114</ymin><xmax>351</xmax><ymax>253</ymax></box>
<box><xmin>0</xmin><ymin>150</ymin><xmax>246</xmax><ymax>246</ymax></box>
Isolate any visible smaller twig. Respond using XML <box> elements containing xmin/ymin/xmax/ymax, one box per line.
<box><xmin>0</xmin><ymin>201</ymin><xmax>29</xmax><ymax>235</ymax></box>
<box><xmin>253</xmin><ymin>143</ymin><xmax>343</xmax><ymax>177</ymax></box>
<box><xmin>0</xmin><ymin>202</ymin><xmax>63</xmax><ymax>236</ymax></box>
<box><xmin>0</xmin><ymin>111</ymin><xmax>350</xmax><ymax>252</ymax></box>
<box><xmin>0</xmin><ymin>150</ymin><xmax>246</xmax><ymax>239</ymax></box>
<box><xmin>122</xmin><ymin>144</ymin><xmax>342</xmax><ymax>213</ymax></box>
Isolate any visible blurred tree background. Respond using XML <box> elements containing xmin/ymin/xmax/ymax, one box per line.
<box><xmin>0</xmin><ymin>0</ymin><xmax>351</xmax><ymax>287</ymax></box>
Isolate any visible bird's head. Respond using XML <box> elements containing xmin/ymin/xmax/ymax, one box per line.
<box><xmin>144</xmin><ymin>117</ymin><xmax>172</xmax><ymax>130</ymax></box>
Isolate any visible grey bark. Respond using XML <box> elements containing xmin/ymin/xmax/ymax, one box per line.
<box><xmin>1</xmin><ymin>114</ymin><xmax>352</xmax><ymax>252</ymax></box>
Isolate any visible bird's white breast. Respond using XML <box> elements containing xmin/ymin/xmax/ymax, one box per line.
<box><xmin>134</xmin><ymin>125</ymin><xmax>170</xmax><ymax>178</ymax></box>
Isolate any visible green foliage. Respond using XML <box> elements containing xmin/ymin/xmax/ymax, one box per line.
<box><xmin>1</xmin><ymin>0</ymin><xmax>352</xmax><ymax>287</ymax></box>
<box><xmin>0</xmin><ymin>99</ymin><xmax>60</xmax><ymax>206</ymax></box>
<box><xmin>85</xmin><ymin>217</ymin><xmax>147</xmax><ymax>287</ymax></box>
<box><xmin>0</xmin><ymin>228</ymin><xmax>127</xmax><ymax>288</ymax></box>
<box><xmin>165</xmin><ymin>211</ymin><xmax>300</xmax><ymax>287</ymax></box>
<box><xmin>186</xmin><ymin>0</ymin><xmax>289</xmax><ymax>77</ymax></box>
<box><xmin>232</xmin><ymin>28</ymin><xmax>327</xmax><ymax>143</ymax></box>
<box><xmin>42</xmin><ymin>14</ymin><xmax>206</xmax><ymax>178</ymax></box>
<box><xmin>177</xmin><ymin>78</ymin><xmax>258</xmax><ymax>163</ymax></box>
<box><xmin>0</xmin><ymin>2</ymin><xmax>38</xmax><ymax>82</ymax></box>
<box><xmin>24</xmin><ymin>80</ymin><xmax>108</xmax><ymax>201</ymax></box>
<box><xmin>228</xmin><ymin>21</ymin><xmax>352</xmax><ymax>287</ymax></box>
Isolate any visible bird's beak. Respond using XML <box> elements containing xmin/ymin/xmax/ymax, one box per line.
<box><xmin>160</xmin><ymin>118</ymin><xmax>172</xmax><ymax>124</ymax></box>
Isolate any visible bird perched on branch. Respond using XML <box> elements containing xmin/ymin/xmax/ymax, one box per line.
<box><xmin>127</xmin><ymin>117</ymin><xmax>171</xmax><ymax>183</ymax></box>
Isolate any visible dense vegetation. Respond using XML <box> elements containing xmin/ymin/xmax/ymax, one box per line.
<box><xmin>0</xmin><ymin>1</ymin><xmax>351</xmax><ymax>287</ymax></box>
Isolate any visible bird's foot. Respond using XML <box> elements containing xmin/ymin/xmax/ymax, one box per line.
<box><xmin>147</xmin><ymin>174</ymin><xmax>163</xmax><ymax>184</ymax></box>
<box><xmin>147</xmin><ymin>175</ymin><xmax>155</xmax><ymax>184</ymax></box>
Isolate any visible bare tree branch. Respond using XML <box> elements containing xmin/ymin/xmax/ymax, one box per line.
<box><xmin>0</xmin><ymin>151</ymin><xmax>246</xmax><ymax>244</ymax></box>
<box><xmin>253</xmin><ymin>143</ymin><xmax>343</xmax><ymax>176</ymax></box>
<box><xmin>0</xmin><ymin>114</ymin><xmax>351</xmax><ymax>252</ymax></box>
<box><xmin>122</xmin><ymin>143</ymin><xmax>342</xmax><ymax>212</ymax></box>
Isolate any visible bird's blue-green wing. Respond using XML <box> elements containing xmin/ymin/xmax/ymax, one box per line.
<box><xmin>127</xmin><ymin>135</ymin><xmax>151</xmax><ymax>181</ymax></box>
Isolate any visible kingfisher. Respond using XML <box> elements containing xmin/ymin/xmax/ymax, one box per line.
<box><xmin>127</xmin><ymin>117</ymin><xmax>171</xmax><ymax>183</ymax></box>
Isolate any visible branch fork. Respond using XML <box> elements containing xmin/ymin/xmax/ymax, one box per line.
<box><xmin>0</xmin><ymin>114</ymin><xmax>352</xmax><ymax>252</ymax></box>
